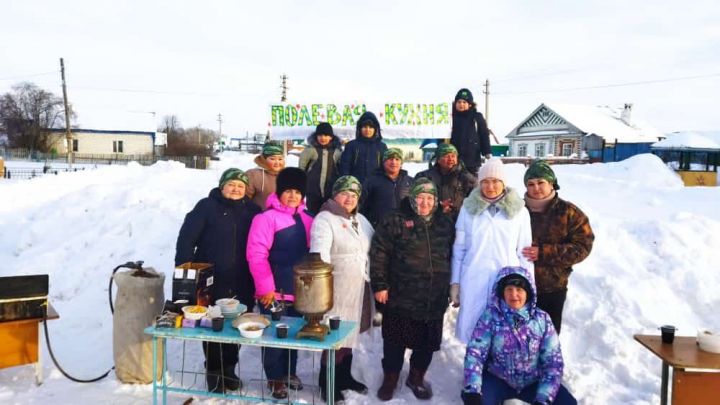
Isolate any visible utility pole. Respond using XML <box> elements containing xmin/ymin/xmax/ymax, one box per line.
<box><xmin>280</xmin><ymin>74</ymin><xmax>289</xmax><ymax>102</ymax></box>
<box><xmin>60</xmin><ymin>58</ymin><xmax>73</xmax><ymax>169</ymax></box>
<box><xmin>483</xmin><ymin>79</ymin><xmax>490</xmax><ymax>125</ymax></box>
<box><xmin>217</xmin><ymin>113</ymin><xmax>223</xmax><ymax>138</ymax></box>
<box><xmin>482</xmin><ymin>79</ymin><xmax>499</xmax><ymax>145</ymax></box>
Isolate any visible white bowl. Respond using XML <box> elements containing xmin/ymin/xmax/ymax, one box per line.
<box><xmin>181</xmin><ymin>305</ymin><xmax>208</xmax><ymax>320</ymax></box>
<box><xmin>216</xmin><ymin>298</ymin><xmax>240</xmax><ymax>313</ymax></box>
<box><xmin>698</xmin><ymin>330</ymin><xmax>720</xmax><ymax>354</ymax></box>
<box><xmin>238</xmin><ymin>321</ymin><xmax>266</xmax><ymax>339</ymax></box>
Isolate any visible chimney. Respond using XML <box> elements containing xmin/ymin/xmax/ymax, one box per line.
<box><xmin>620</xmin><ymin>103</ymin><xmax>633</xmax><ymax>125</ymax></box>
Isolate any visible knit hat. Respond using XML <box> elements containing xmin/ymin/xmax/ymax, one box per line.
<box><xmin>332</xmin><ymin>175</ymin><xmax>362</xmax><ymax>198</ymax></box>
<box><xmin>524</xmin><ymin>160</ymin><xmax>560</xmax><ymax>190</ymax></box>
<box><xmin>314</xmin><ymin>122</ymin><xmax>334</xmax><ymax>137</ymax></box>
<box><xmin>434</xmin><ymin>143</ymin><xmax>458</xmax><ymax>159</ymax></box>
<box><xmin>410</xmin><ymin>177</ymin><xmax>437</xmax><ymax>199</ymax></box>
<box><xmin>276</xmin><ymin>167</ymin><xmax>307</xmax><ymax>197</ymax></box>
<box><xmin>261</xmin><ymin>141</ymin><xmax>284</xmax><ymax>157</ymax></box>
<box><xmin>383</xmin><ymin>147</ymin><xmax>404</xmax><ymax>162</ymax></box>
<box><xmin>496</xmin><ymin>273</ymin><xmax>532</xmax><ymax>300</ymax></box>
<box><xmin>455</xmin><ymin>88</ymin><xmax>474</xmax><ymax>104</ymax></box>
<box><xmin>477</xmin><ymin>158</ymin><xmax>506</xmax><ymax>183</ymax></box>
<box><xmin>218</xmin><ymin>168</ymin><xmax>249</xmax><ymax>188</ymax></box>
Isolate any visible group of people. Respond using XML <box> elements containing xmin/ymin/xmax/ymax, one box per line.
<box><xmin>174</xmin><ymin>88</ymin><xmax>595</xmax><ymax>404</ymax></box>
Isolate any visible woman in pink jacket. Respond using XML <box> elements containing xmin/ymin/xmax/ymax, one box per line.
<box><xmin>247</xmin><ymin>167</ymin><xmax>314</xmax><ymax>400</ymax></box>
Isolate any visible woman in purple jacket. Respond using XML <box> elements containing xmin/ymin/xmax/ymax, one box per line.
<box><xmin>247</xmin><ymin>167</ymin><xmax>313</xmax><ymax>400</ymax></box>
<box><xmin>461</xmin><ymin>266</ymin><xmax>576</xmax><ymax>405</ymax></box>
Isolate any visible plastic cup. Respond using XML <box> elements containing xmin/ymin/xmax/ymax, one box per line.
<box><xmin>212</xmin><ymin>317</ymin><xmax>224</xmax><ymax>332</ymax></box>
<box><xmin>329</xmin><ymin>316</ymin><xmax>341</xmax><ymax>330</ymax></box>
<box><xmin>276</xmin><ymin>323</ymin><xmax>289</xmax><ymax>339</ymax></box>
<box><xmin>270</xmin><ymin>307</ymin><xmax>283</xmax><ymax>321</ymax></box>
<box><xmin>660</xmin><ymin>325</ymin><xmax>676</xmax><ymax>344</ymax></box>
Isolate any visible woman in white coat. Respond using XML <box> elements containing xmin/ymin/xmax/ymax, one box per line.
<box><xmin>450</xmin><ymin>158</ymin><xmax>534</xmax><ymax>343</ymax></box>
<box><xmin>310</xmin><ymin>175</ymin><xmax>374</xmax><ymax>402</ymax></box>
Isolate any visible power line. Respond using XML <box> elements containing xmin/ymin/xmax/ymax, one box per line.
<box><xmin>0</xmin><ymin>71</ymin><xmax>57</xmax><ymax>81</ymax></box>
<box><xmin>73</xmin><ymin>86</ymin><xmax>223</xmax><ymax>97</ymax></box>
<box><xmin>494</xmin><ymin>72</ymin><xmax>720</xmax><ymax>95</ymax></box>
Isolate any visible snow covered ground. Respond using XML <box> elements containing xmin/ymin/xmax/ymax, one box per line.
<box><xmin>1</xmin><ymin>152</ymin><xmax>719</xmax><ymax>404</ymax></box>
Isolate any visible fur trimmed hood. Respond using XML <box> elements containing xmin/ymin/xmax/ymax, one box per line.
<box><xmin>463</xmin><ymin>187</ymin><xmax>525</xmax><ymax>218</ymax></box>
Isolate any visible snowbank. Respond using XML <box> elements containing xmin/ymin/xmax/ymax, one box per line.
<box><xmin>1</xmin><ymin>153</ymin><xmax>718</xmax><ymax>404</ymax></box>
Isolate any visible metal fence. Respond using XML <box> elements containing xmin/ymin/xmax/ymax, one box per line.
<box><xmin>1</xmin><ymin>148</ymin><xmax>210</xmax><ymax>169</ymax></box>
<box><xmin>2</xmin><ymin>166</ymin><xmax>87</xmax><ymax>180</ymax></box>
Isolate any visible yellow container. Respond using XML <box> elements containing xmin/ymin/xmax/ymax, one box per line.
<box><xmin>677</xmin><ymin>170</ymin><xmax>718</xmax><ymax>187</ymax></box>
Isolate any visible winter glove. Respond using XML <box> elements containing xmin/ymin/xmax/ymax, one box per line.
<box><xmin>461</xmin><ymin>391</ymin><xmax>482</xmax><ymax>405</ymax></box>
<box><xmin>450</xmin><ymin>283</ymin><xmax>460</xmax><ymax>307</ymax></box>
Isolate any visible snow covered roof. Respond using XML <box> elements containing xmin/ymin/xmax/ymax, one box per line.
<box><xmin>652</xmin><ymin>131</ymin><xmax>720</xmax><ymax>150</ymax></box>
<box><xmin>72</xmin><ymin>108</ymin><xmax>158</xmax><ymax>133</ymax></box>
<box><xmin>545</xmin><ymin>103</ymin><xmax>665</xmax><ymax>143</ymax></box>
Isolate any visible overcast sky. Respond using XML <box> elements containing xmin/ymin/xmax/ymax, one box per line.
<box><xmin>2</xmin><ymin>0</ymin><xmax>718</xmax><ymax>138</ymax></box>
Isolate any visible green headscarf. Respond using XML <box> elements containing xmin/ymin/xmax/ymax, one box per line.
<box><xmin>332</xmin><ymin>175</ymin><xmax>362</xmax><ymax>198</ymax></box>
<box><xmin>524</xmin><ymin>160</ymin><xmax>560</xmax><ymax>190</ymax></box>
<box><xmin>219</xmin><ymin>168</ymin><xmax>249</xmax><ymax>188</ymax></box>
<box><xmin>261</xmin><ymin>141</ymin><xmax>284</xmax><ymax>157</ymax></box>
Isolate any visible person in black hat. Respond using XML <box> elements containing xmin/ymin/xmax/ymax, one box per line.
<box><xmin>247</xmin><ymin>167</ymin><xmax>313</xmax><ymax>399</ymax></box>
<box><xmin>299</xmin><ymin>122</ymin><xmax>343</xmax><ymax>214</ymax></box>
<box><xmin>450</xmin><ymin>88</ymin><xmax>492</xmax><ymax>175</ymax></box>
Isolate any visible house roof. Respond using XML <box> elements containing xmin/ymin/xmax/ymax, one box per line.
<box><xmin>652</xmin><ymin>131</ymin><xmax>720</xmax><ymax>151</ymax></box>
<box><xmin>508</xmin><ymin>103</ymin><xmax>664</xmax><ymax>143</ymax></box>
<box><xmin>74</xmin><ymin>108</ymin><xmax>158</xmax><ymax>133</ymax></box>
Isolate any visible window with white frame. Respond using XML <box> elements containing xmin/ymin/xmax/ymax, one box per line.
<box><xmin>517</xmin><ymin>143</ymin><xmax>528</xmax><ymax>157</ymax></box>
<box><xmin>561</xmin><ymin>142</ymin><xmax>573</xmax><ymax>156</ymax></box>
<box><xmin>535</xmin><ymin>143</ymin><xmax>545</xmax><ymax>157</ymax></box>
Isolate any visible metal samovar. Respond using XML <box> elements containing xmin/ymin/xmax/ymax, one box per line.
<box><xmin>293</xmin><ymin>253</ymin><xmax>333</xmax><ymax>341</ymax></box>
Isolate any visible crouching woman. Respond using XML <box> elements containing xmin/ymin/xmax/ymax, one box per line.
<box><xmin>461</xmin><ymin>266</ymin><xmax>577</xmax><ymax>405</ymax></box>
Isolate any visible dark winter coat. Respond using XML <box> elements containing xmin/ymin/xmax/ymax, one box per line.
<box><xmin>369</xmin><ymin>198</ymin><xmax>455</xmax><ymax>321</ymax></box>
<box><xmin>298</xmin><ymin>132</ymin><xmax>342</xmax><ymax>201</ymax></box>
<box><xmin>360</xmin><ymin>168</ymin><xmax>414</xmax><ymax>226</ymax></box>
<box><xmin>175</xmin><ymin>188</ymin><xmax>262</xmax><ymax>306</ymax></box>
<box><xmin>450</xmin><ymin>107</ymin><xmax>491</xmax><ymax>171</ymax></box>
<box><xmin>339</xmin><ymin>111</ymin><xmax>388</xmax><ymax>183</ymax></box>
<box><xmin>415</xmin><ymin>162</ymin><xmax>476</xmax><ymax>219</ymax></box>
<box><xmin>528</xmin><ymin>194</ymin><xmax>594</xmax><ymax>294</ymax></box>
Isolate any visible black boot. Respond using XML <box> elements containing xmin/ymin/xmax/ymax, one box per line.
<box><xmin>206</xmin><ymin>370</ymin><xmax>223</xmax><ymax>393</ymax></box>
<box><xmin>338</xmin><ymin>355</ymin><xmax>367</xmax><ymax>394</ymax></box>
<box><xmin>222</xmin><ymin>366</ymin><xmax>242</xmax><ymax>391</ymax></box>
<box><xmin>319</xmin><ymin>363</ymin><xmax>345</xmax><ymax>403</ymax></box>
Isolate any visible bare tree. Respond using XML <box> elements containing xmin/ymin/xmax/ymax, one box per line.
<box><xmin>0</xmin><ymin>82</ymin><xmax>70</xmax><ymax>151</ymax></box>
<box><xmin>159</xmin><ymin>114</ymin><xmax>181</xmax><ymax>134</ymax></box>
<box><xmin>160</xmin><ymin>118</ymin><xmax>219</xmax><ymax>156</ymax></box>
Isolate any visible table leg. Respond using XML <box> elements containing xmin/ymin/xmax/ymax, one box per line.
<box><xmin>327</xmin><ymin>350</ymin><xmax>335</xmax><ymax>404</ymax></box>
<box><xmin>152</xmin><ymin>336</ymin><xmax>158</xmax><ymax>405</ymax></box>
<box><xmin>162</xmin><ymin>337</ymin><xmax>167</xmax><ymax>405</ymax></box>
<box><xmin>35</xmin><ymin>321</ymin><xmax>43</xmax><ymax>386</ymax></box>
<box><xmin>661</xmin><ymin>361</ymin><xmax>669</xmax><ymax>405</ymax></box>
